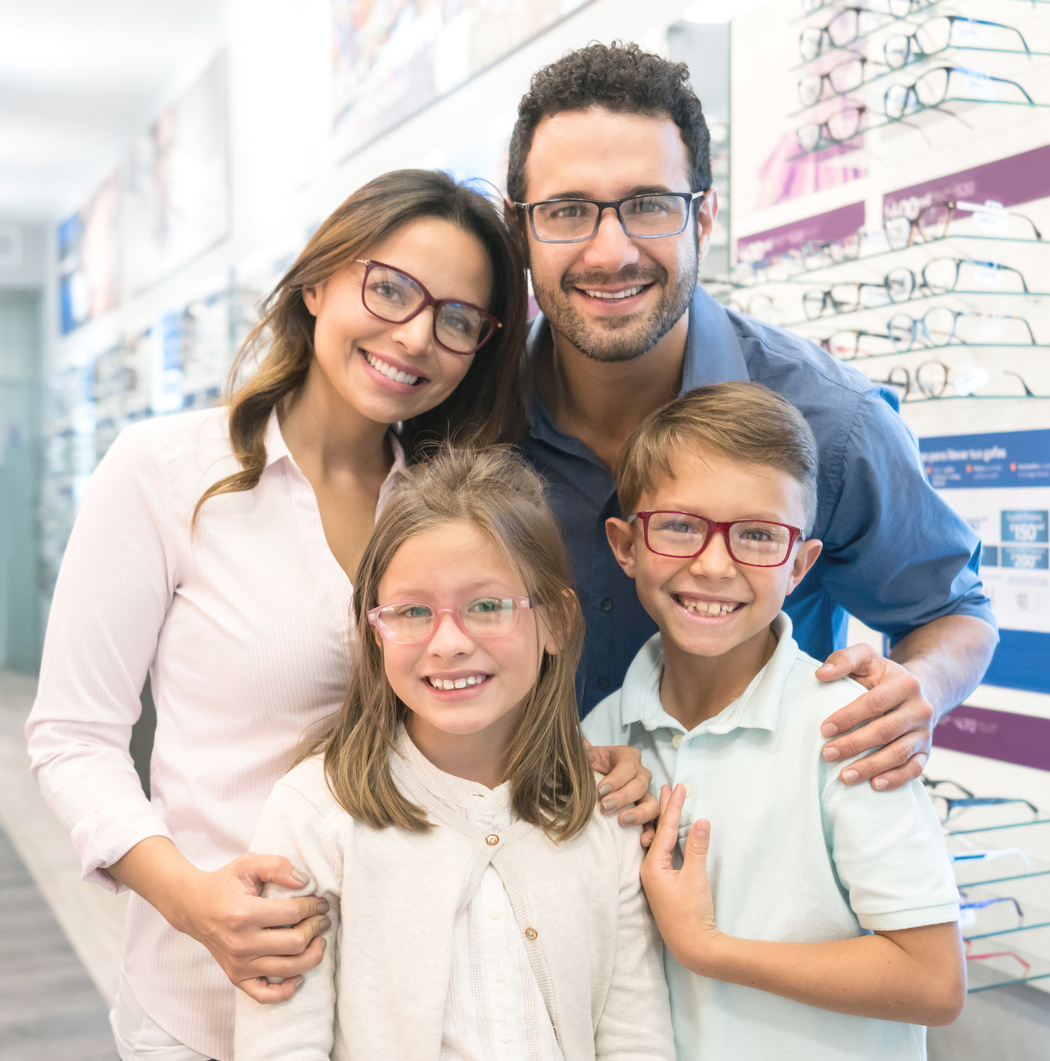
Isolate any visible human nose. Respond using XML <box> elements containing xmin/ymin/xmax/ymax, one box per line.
<box><xmin>426</xmin><ymin>608</ymin><xmax>474</xmax><ymax>657</ymax></box>
<box><xmin>688</xmin><ymin>528</ymin><xmax>737</xmax><ymax>578</ymax></box>
<box><xmin>580</xmin><ymin>205</ymin><xmax>641</xmax><ymax>273</ymax></box>
<box><xmin>388</xmin><ymin>306</ymin><xmax>435</xmax><ymax>356</ymax></box>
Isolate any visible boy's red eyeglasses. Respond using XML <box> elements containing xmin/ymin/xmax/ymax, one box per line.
<box><xmin>628</xmin><ymin>511</ymin><xmax>804</xmax><ymax>568</ymax></box>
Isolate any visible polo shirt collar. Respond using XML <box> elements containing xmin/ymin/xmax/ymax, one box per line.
<box><xmin>617</xmin><ymin>612</ymin><xmax>797</xmax><ymax>737</ymax></box>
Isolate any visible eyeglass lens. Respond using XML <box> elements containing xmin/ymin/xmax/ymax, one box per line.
<box><xmin>362</xmin><ymin>264</ymin><xmax>493</xmax><ymax>354</ymax></box>
<box><xmin>643</xmin><ymin>512</ymin><xmax>795</xmax><ymax>566</ymax></box>
<box><xmin>372</xmin><ymin>597</ymin><xmax>525</xmax><ymax>642</ymax></box>
<box><xmin>528</xmin><ymin>194</ymin><xmax>693</xmax><ymax>241</ymax></box>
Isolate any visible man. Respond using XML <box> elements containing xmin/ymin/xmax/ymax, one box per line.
<box><xmin>506</xmin><ymin>42</ymin><xmax>997</xmax><ymax>791</ymax></box>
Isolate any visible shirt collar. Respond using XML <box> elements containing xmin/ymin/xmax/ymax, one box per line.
<box><xmin>395</xmin><ymin>727</ymin><xmax>514</xmax><ymax>822</ymax></box>
<box><xmin>261</xmin><ymin>405</ymin><xmax>406</xmax><ymax>482</ymax></box>
<box><xmin>617</xmin><ymin>612</ymin><xmax>797</xmax><ymax>737</ymax></box>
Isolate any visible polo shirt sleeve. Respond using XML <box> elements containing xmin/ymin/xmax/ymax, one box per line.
<box><xmin>25</xmin><ymin>423</ymin><xmax>179</xmax><ymax>890</ymax></box>
<box><xmin>816</xmin><ymin>389</ymin><xmax>995</xmax><ymax>642</ymax></box>
<box><xmin>821</xmin><ymin>761</ymin><xmax>959</xmax><ymax>932</ymax></box>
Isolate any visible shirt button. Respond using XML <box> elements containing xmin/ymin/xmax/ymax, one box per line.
<box><xmin>600</xmin><ymin>598</ymin><xmax>613</xmax><ymax>612</ymax></box>
<box><xmin>486</xmin><ymin>833</ymin><xmax>500</xmax><ymax>846</ymax></box>
<box><xmin>683</xmin><ymin>783</ymin><xmax>693</xmax><ymax>796</ymax></box>
<box><xmin>672</xmin><ymin>734</ymin><xmax>683</xmax><ymax>749</ymax></box>
<box><xmin>495</xmin><ymin>966</ymin><xmax>508</xmax><ymax>982</ymax></box>
<box><xmin>488</xmin><ymin>906</ymin><xmax>503</xmax><ymax>920</ymax></box>
<box><xmin>500</xmin><ymin>1028</ymin><xmax>513</xmax><ymax>1043</ymax></box>
<box><xmin>525</xmin><ymin>926</ymin><xmax>538</xmax><ymax>940</ymax></box>
<box><xmin>596</xmin><ymin>677</ymin><xmax>610</xmax><ymax>692</ymax></box>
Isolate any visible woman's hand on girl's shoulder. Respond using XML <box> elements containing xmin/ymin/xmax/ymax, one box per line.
<box><xmin>176</xmin><ymin>852</ymin><xmax>332</xmax><ymax>1003</ymax></box>
<box><xmin>584</xmin><ymin>740</ymin><xmax>659</xmax><ymax>838</ymax></box>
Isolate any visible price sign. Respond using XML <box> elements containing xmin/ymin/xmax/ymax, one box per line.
<box><xmin>1001</xmin><ymin>509</ymin><xmax>1049</xmax><ymax>543</ymax></box>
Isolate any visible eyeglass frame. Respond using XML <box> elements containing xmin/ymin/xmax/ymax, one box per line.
<box><xmin>888</xmin><ymin>308</ymin><xmax>1038</xmax><ymax>351</ymax></box>
<box><xmin>884</xmin><ymin>200</ymin><xmax>1044</xmax><ymax>248</ymax></box>
<box><xmin>354</xmin><ymin>259</ymin><xmax>502</xmax><ymax>355</ymax></box>
<box><xmin>628</xmin><ymin>510</ymin><xmax>805</xmax><ymax>568</ymax></box>
<box><xmin>884</xmin><ymin>15</ymin><xmax>1031</xmax><ymax>70</ymax></box>
<box><xmin>367</xmin><ymin>595</ymin><xmax>533</xmax><ymax>644</ymax></box>
<box><xmin>932</xmin><ymin>793</ymin><xmax>1039</xmax><ymax>821</ymax></box>
<box><xmin>513</xmin><ymin>191</ymin><xmax>707</xmax><ymax>244</ymax></box>
<box><xmin>884</xmin><ymin>66</ymin><xmax>1035</xmax><ymax>123</ymax></box>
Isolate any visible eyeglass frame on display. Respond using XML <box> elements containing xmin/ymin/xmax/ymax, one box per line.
<box><xmin>884</xmin><ymin>66</ymin><xmax>1037</xmax><ymax>123</ymax></box>
<box><xmin>887</xmin><ymin>308</ymin><xmax>1039</xmax><ymax>351</ymax></box>
<box><xmin>931</xmin><ymin>793</ymin><xmax>1040</xmax><ymax>822</ymax></box>
<box><xmin>883</xmin><ymin>15</ymin><xmax>1033</xmax><ymax>70</ymax></box>
<box><xmin>884</xmin><ymin>200</ymin><xmax>1043</xmax><ymax>248</ymax></box>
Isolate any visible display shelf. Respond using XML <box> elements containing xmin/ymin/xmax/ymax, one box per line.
<box><xmin>729</xmin><ymin>232</ymin><xmax>1047</xmax><ymax>288</ymax></box>
<box><xmin>965</xmin><ymin>932</ymin><xmax>1050</xmax><ymax>993</ymax></box>
<box><xmin>832</xmin><ymin>343</ymin><xmax>1050</xmax><ymax>363</ymax></box>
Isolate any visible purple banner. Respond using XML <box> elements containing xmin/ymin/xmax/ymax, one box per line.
<box><xmin>883</xmin><ymin>143</ymin><xmax>1050</xmax><ymax>222</ymax></box>
<box><xmin>736</xmin><ymin>202</ymin><xmax>865</xmax><ymax>264</ymax></box>
<box><xmin>934</xmin><ymin>705</ymin><xmax>1050</xmax><ymax>772</ymax></box>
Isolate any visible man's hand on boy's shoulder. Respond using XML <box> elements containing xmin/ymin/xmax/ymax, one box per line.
<box><xmin>813</xmin><ymin>614</ymin><xmax>997</xmax><ymax>792</ymax></box>
<box><xmin>814</xmin><ymin>646</ymin><xmax>933</xmax><ymax>792</ymax></box>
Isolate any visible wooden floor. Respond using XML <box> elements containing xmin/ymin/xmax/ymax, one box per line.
<box><xmin>0</xmin><ymin>668</ymin><xmax>125</xmax><ymax>1060</ymax></box>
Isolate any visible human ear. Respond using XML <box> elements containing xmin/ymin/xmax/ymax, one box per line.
<box><xmin>302</xmin><ymin>283</ymin><xmax>321</xmax><ymax>317</ymax></box>
<box><xmin>785</xmin><ymin>537</ymin><xmax>822</xmax><ymax>595</ymax></box>
<box><xmin>605</xmin><ymin>517</ymin><xmax>638</xmax><ymax>579</ymax></box>
<box><xmin>697</xmin><ymin>188</ymin><xmax>719</xmax><ymax>260</ymax></box>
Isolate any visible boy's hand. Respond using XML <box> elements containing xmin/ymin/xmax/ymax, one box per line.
<box><xmin>640</xmin><ymin>784</ymin><xmax>721</xmax><ymax>968</ymax></box>
<box><xmin>816</xmin><ymin>645</ymin><xmax>932</xmax><ymax>792</ymax></box>
<box><xmin>585</xmin><ymin>740</ymin><xmax>659</xmax><ymax>830</ymax></box>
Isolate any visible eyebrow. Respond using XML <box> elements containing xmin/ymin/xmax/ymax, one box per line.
<box><xmin>536</xmin><ymin>185</ymin><xmax>676</xmax><ymax>201</ymax></box>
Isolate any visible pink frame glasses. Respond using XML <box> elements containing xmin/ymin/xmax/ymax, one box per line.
<box><xmin>367</xmin><ymin>596</ymin><xmax>532</xmax><ymax>644</ymax></box>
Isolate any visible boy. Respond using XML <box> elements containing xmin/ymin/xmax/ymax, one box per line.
<box><xmin>582</xmin><ymin>382</ymin><xmax>965</xmax><ymax>1060</ymax></box>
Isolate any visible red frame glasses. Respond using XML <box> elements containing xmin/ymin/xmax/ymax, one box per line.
<box><xmin>628</xmin><ymin>511</ymin><xmax>804</xmax><ymax>568</ymax></box>
<box><xmin>355</xmin><ymin>259</ymin><xmax>501</xmax><ymax>354</ymax></box>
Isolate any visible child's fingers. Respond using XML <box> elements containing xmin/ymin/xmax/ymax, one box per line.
<box><xmin>646</xmin><ymin>784</ymin><xmax>686</xmax><ymax>860</ymax></box>
<box><xmin>681</xmin><ymin>818</ymin><xmax>712</xmax><ymax>871</ymax></box>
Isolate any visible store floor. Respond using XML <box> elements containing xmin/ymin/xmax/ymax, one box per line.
<box><xmin>0</xmin><ymin>668</ymin><xmax>126</xmax><ymax>1059</ymax></box>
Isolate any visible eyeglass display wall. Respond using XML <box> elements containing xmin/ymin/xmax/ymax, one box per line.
<box><xmin>727</xmin><ymin>0</ymin><xmax>1050</xmax><ymax>1041</ymax></box>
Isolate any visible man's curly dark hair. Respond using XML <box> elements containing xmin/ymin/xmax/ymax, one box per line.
<box><xmin>506</xmin><ymin>41</ymin><xmax>711</xmax><ymax>204</ymax></box>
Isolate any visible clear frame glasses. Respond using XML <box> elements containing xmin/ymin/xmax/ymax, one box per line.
<box><xmin>884</xmin><ymin>200</ymin><xmax>1043</xmax><ymax>247</ymax></box>
<box><xmin>628</xmin><ymin>511</ymin><xmax>804</xmax><ymax>568</ymax></box>
<box><xmin>797</xmin><ymin>103</ymin><xmax>867</xmax><ymax>151</ymax></box>
<box><xmin>367</xmin><ymin>596</ymin><xmax>533</xmax><ymax>644</ymax></box>
<box><xmin>355</xmin><ymin>259</ymin><xmax>501</xmax><ymax>355</ymax></box>
<box><xmin>802</xmin><ymin>268</ymin><xmax>916</xmax><ymax>318</ymax></box>
<box><xmin>888</xmin><ymin>308</ymin><xmax>1038</xmax><ymax>349</ymax></box>
<box><xmin>800</xmin><ymin>7</ymin><xmax>890</xmax><ymax>61</ymax></box>
<box><xmin>921</xmin><ymin>257</ymin><xmax>1030</xmax><ymax>294</ymax></box>
<box><xmin>884</xmin><ymin>16</ymin><xmax>1032</xmax><ymax>69</ymax></box>
<box><xmin>885</xmin><ymin>67</ymin><xmax>1036</xmax><ymax>121</ymax></box>
<box><xmin>514</xmin><ymin>191</ymin><xmax>705</xmax><ymax>244</ymax></box>
<box><xmin>798</xmin><ymin>56</ymin><xmax>887</xmax><ymax>106</ymax></box>
<box><xmin>883</xmin><ymin>364</ymin><xmax>1038</xmax><ymax>401</ymax></box>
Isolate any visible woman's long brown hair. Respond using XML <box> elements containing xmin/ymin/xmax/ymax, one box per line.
<box><xmin>316</xmin><ymin>445</ymin><xmax>595</xmax><ymax>842</ymax></box>
<box><xmin>194</xmin><ymin>170</ymin><xmax>528</xmax><ymax>524</ymax></box>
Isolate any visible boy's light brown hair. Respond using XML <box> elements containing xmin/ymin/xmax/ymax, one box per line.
<box><xmin>314</xmin><ymin>444</ymin><xmax>595</xmax><ymax>842</ymax></box>
<box><xmin>617</xmin><ymin>382</ymin><xmax>819</xmax><ymax>534</ymax></box>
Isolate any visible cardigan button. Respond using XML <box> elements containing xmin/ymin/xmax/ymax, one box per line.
<box><xmin>525</xmin><ymin>927</ymin><xmax>538</xmax><ymax>940</ymax></box>
<box><xmin>486</xmin><ymin>833</ymin><xmax>500</xmax><ymax>846</ymax></box>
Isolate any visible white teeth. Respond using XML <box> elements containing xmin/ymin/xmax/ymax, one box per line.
<box><xmin>678</xmin><ymin>598</ymin><xmax>737</xmax><ymax>618</ymax></box>
<box><xmin>366</xmin><ymin>352</ymin><xmax>420</xmax><ymax>385</ymax></box>
<box><xmin>584</xmin><ymin>286</ymin><xmax>644</xmax><ymax>300</ymax></box>
<box><xmin>430</xmin><ymin>675</ymin><xmax>486</xmax><ymax>690</ymax></box>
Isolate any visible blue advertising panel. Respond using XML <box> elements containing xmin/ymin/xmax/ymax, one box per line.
<box><xmin>920</xmin><ymin>429</ymin><xmax>1050</xmax><ymax>694</ymax></box>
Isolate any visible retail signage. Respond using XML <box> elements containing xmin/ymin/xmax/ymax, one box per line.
<box><xmin>736</xmin><ymin>202</ymin><xmax>864</xmax><ymax>263</ymax></box>
<box><xmin>883</xmin><ymin>143</ymin><xmax>1050</xmax><ymax>222</ymax></box>
<box><xmin>920</xmin><ymin>429</ymin><xmax>1050</xmax><ymax>695</ymax></box>
<box><xmin>934</xmin><ymin>704</ymin><xmax>1050</xmax><ymax>772</ymax></box>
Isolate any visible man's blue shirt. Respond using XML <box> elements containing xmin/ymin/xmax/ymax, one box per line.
<box><xmin>520</xmin><ymin>284</ymin><xmax>996</xmax><ymax>716</ymax></box>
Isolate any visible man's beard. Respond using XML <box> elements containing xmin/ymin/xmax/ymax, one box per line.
<box><xmin>533</xmin><ymin>254</ymin><xmax>699</xmax><ymax>364</ymax></box>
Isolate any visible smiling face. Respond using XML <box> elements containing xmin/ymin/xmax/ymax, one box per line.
<box><xmin>606</xmin><ymin>447</ymin><xmax>822</xmax><ymax>681</ymax></box>
<box><xmin>375</xmin><ymin>520</ymin><xmax>555</xmax><ymax>783</ymax></box>
<box><xmin>521</xmin><ymin>106</ymin><xmax>717</xmax><ymax>364</ymax></box>
<box><xmin>302</xmin><ymin>216</ymin><xmax>493</xmax><ymax>427</ymax></box>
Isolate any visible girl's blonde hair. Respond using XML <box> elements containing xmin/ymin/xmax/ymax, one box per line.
<box><xmin>317</xmin><ymin>445</ymin><xmax>594</xmax><ymax>842</ymax></box>
<box><xmin>194</xmin><ymin>170</ymin><xmax>528</xmax><ymax>524</ymax></box>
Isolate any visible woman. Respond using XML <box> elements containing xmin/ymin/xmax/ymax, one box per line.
<box><xmin>26</xmin><ymin>170</ymin><xmax>533</xmax><ymax>1061</ymax></box>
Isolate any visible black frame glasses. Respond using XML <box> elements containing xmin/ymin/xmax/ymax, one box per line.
<box><xmin>888</xmin><ymin>308</ymin><xmax>1038</xmax><ymax>350</ymax></box>
<box><xmin>885</xmin><ymin>66</ymin><xmax>1036</xmax><ymax>122</ymax></box>
<box><xmin>355</xmin><ymin>259</ymin><xmax>501</xmax><ymax>355</ymax></box>
<box><xmin>514</xmin><ymin>191</ymin><xmax>706</xmax><ymax>244</ymax></box>
<box><xmin>797</xmin><ymin>103</ymin><xmax>867</xmax><ymax>151</ymax></box>
<box><xmin>628</xmin><ymin>510</ymin><xmax>804</xmax><ymax>568</ymax></box>
<box><xmin>882</xmin><ymin>364</ymin><xmax>1037</xmax><ymax>402</ymax></box>
<box><xmin>884</xmin><ymin>15</ymin><xmax>1031</xmax><ymax>70</ymax></box>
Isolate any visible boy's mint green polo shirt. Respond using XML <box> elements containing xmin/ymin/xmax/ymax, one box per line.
<box><xmin>582</xmin><ymin>613</ymin><xmax>959</xmax><ymax>1061</ymax></box>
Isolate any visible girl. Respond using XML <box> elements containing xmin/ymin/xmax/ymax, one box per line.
<box><xmin>27</xmin><ymin>170</ymin><xmax>645</xmax><ymax>1061</ymax></box>
<box><xmin>234</xmin><ymin>445</ymin><xmax>675</xmax><ymax>1059</ymax></box>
